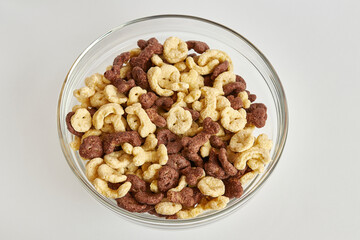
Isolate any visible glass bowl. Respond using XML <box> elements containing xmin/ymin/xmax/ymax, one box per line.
<box><xmin>57</xmin><ymin>15</ymin><xmax>288</xmax><ymax>228</ymax></box>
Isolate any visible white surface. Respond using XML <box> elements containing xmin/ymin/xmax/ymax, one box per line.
<box><xmin>1</xmin><ymin>0</ymin><xmax>359</xmax><ymax>239</ymax></box>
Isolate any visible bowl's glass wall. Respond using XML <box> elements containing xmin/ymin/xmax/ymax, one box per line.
<box><xmin>58</xmin><ymin>15</ymin><xmax>288</xmax><ymax>228</ymax></box>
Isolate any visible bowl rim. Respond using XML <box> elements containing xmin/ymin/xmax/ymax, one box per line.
<box><xmin>57</xmin><ymin>14</ymin><xmax>289</xmax><ymax>228</ymax></box>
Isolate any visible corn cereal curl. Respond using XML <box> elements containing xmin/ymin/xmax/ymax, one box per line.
<box><xmin>197</xmin><ymin>176</ymin><xmax>225</xmax><ymax>197</ymax></box>
<box><xmin>163</xmin><ymin>36</ymin><xmax>188</xmax><ymax>64</ymax></box>
<box><xmin>166</xmin><ymin>106</ymin><xmax>193</xmax><ymax>135</ymax></box>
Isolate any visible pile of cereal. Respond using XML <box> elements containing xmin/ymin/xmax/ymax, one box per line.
<box><xmin>66</xmin><ymin>37</ymin><xmax>272</xmax><ymax>219</ymax></box>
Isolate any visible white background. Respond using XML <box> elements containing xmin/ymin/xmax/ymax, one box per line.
<box><xmin>1</xmin><ymin>0</ymin><xmax>359</xmax><ymax>239</ymax></box>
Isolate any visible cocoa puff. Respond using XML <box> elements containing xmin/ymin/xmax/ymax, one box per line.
<box><xmin>166</xmin><ymin>154</ymin><xmax>191</xmax><ymax>170</ymax></box>
<box><xmin>157</xmin><ymin>166</ymin><xmax>179</xmax><ymax>192</ymax></box>
<box><xmin>116</xmin><ymin>193</ymin><xmax>148</xmax><ymax>212</ymax></box>
<box><xmin>88</xmin><ymin>108</ymin><xmax>98</xmax><ymax>116</ymax></box>
<box><xmin>126</xmin><ymin>70</ymin><xmax>132</xmax><ymax>81</ymax></box>
<box><xmin>156</xmin><ymin>129</ymin><xmax>183</xmax><ymax>154</ymax></box>
<box><xmin>181</xmin><ymin>149</ymin><xmax>204</xmax><ymax>168</ymax></box>
<box><xmin>227</xmin><ymin>95</ymin><xmax>243</xmax><ymax>110</ymax></box>
<box><xmin>167</xmin><ymin>187</ymin><xmax>203</xmax><ymax>208</ymax></box>
<box><xmin>203</xmin><ymin>75</ymin><xmax>213</xmax><ymax>87</ymax></box>
<box><xmin>218</xmin><ymin>148</ymin><xmax>238</xmax><ymax>176</ymax></box>
<box><xmin>65</xmin><ymin>112</ymin><xmax>83</xmax><ymax>137</ymax></box>
<box><xmin>79</xmin><ymin>136</ymin><xmax>103</xmax><ymax>159</ymax></box>
<box><xmin>104</xmin><ymin>52</ymin><xmax>130</xmax><ymax>81</ymax></box>
<box><xmin>245</xmin><ymin>90</ymin><xmax>257</xmax><ymax>102</ymax></box>
<box><xmin>132</xmin><ymin>66</ymin><xmax>149</xmax><ymax>90</ymax></box>
<box><xmin>103</xmin><ymin>131</ymin><xmax>143</xmax><ymax>154</ymax></box>
<box><xmin>130</xmin><ymin>38</ymin><xmax>163</xmax><ymax>71</ymax></box>
<box><xmin>224</xmin><ymin>177</ymin><xmax>243</xmax><ymax>199</ymax></box>
<box><xmin>134</xmin><ymin>191</ymin><xmax>164</xmax><ymax>205</ymax></box>
<box><xmin>204</xmin><ymin>149</ymin><xmax>228</xmax><ymax>180</ymax></box>
<box><xmin>145</xmin><ymin>108</ymin><xmax>166</xmax><ymax>127</ymax></box>
<box><xmin>246</xmin><ymin>103</ymin><xmax>267</xmax><ymax>128</ymax></box>
<box><xmin>203</xmin><ymin>117</ymin><xmax>220</xmax><ymax>135</ymax></box>
<box><xmin>186</xmin><ymin>40</ymin><xmax>210</xmax><ymax>54</ymax></box>
<box><xmin>181</xmin><ymin>167</ymin><xmax>205</xmax><ymax>186</ymax></box>
<box><xmin>183</xmin><ymin>107</ymin><xmax>200</xmax><ymax>121</ymax></box>
<box><xmin>236</xmin><ymin>75</ymin><xmax>247</xmax><ymax>89</ymax></box>
<box><xmin>209</xmin><ymin>135</ymin><xmax>226</xmax><ymax>149</ymax></box>
<box><xmin>181</xmin><ymin>133</ymin><xmax>210</xmax><ymax>154</ymax></box>
<box><xmin>137</xmin><ymin>37</ymin><xmax>159</xmax><ymax>49</ymax></box>
<box><xmin>223</xmin><ymin>82</ymin><xmax>246</xmax><ymax>96</ymax></box>
<box><xmin>234</xmin><ymin>165</ymin><xmax>250</xmax><ymax>178</ymax></box>
<box><xmin>125</xmin><ymin>174</ymin><xmax>146</xmax><ymax>193</ymax></box>
<box><xmin>139</xmin><ymin>92</ymin><xmax>158</xmax><ymax>109</ymax></box>
<box><xmin>113</xmin><ymin>52</ymin><xmax>130</xmax><ymax>66</ymax></box>
<box><xmin>211</xmin><ymin>61</ymin><xmax>229</xmax><ymax>80</ymax></box>
<box><xmin>107</xmin><ymin>182</ymin><xmax>121</xmax><ymax>190</ymax></box>
<box><xmin>155</xmin><ymin>97</ymin><xmax>174</xmax><ymax>111</ymax></box>
<box><xmin>112</xmin><ymin>78</ymin><xmax>136</xmax><ymax>94</ymax></box>
<box><xmin>139</xmin><ymin>204</ymin><xmax>155</xmax><ymax>213</ymax></box>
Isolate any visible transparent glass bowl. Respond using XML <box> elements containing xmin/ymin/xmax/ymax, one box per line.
<box><xmin>57</xmin><ymin>15</ymin><xmax>288</xmax><ymax>228</ymax></box>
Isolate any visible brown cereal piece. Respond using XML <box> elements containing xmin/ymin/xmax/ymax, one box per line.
<box><xmin>202</xmin><ymin>117</ymin><xmax>220</xmax><ymax>135</ymax></box>
<box><xmin>166</xmin><ymin>154</ymin><xmax>191</xmax><ymax>170</ymax></box>
<box><xmin>203</xmin><ymin>75</ymin><xmax>213</xmax><ymax>87</ymax></box>
<box><xmin>245</xmin><ymin>90</ymin><xmax>257</xmax><ymax>102</ymax></box>
<box><xmin>139</xmin><ymin>204</ymin><xmax>155</xmax><ymax>213</ymax></box>
<box><xmin>113</xmin><ymin>52</ymin><xmax>130</xmax><ymax>66</ymax></box>
<box><xmin>125</xmin><ymin>174</ymin><xmax>146</xmax><ymax>193</ymax></box>
<box><xmin>116</xmin><ymin>193</ymin><xmax>148</xmax><ymax>212</ymax></box>
<box><xmin>157</xmin><ymin>166</ymin><xmax>179</xmax><ymax>192</ymax></box>
<box><xmin>180</xmin><ymin>167</ymin><xmax>204</xmax><ymax>186</ymax></box>
<box><xmin>246</xmin><ymin>103</ymin><xmax>267</xmax><ymax>128</ymax></box>
<box><xmin>65</xmin><ymin>112</ymin><xmax>84</xmax><ymax>137</ymax></box>
<box><xmin>79</xmin><ymin>136</ymin><xmax>103</xmax><ymax>159</ymax></box>
<box><xmin>107</xmin><ymin>182</ymin><xmax>121</xmax><ymax>190</ymax></box>
<box><xmin>104</xmin><ymin>67</ymin><xmax>119</xmax><ymax>82</ymax></box>
<box><xmin>103</xmin><ymin>131</ymin><xmax>143</xmax><ymax>154</ymax></box>
<box><xmin>156</xmin><ymin>129</ymin><xmax>183</xmax><ymax>154</ymax></box>
<box><xmin>88</xmin><ymin>108</ymin><xmax>98</xmax><ymax>116</ymax></box>
<box><xmin>234</xmin><ymin>165</ymin><xmax>252</xmax><ymax>178</ymax></box>
<box><xmin>236</xmin><ymin>75</ymin><xmax>247</xmax><ymax>88</ymax></box>
<box><xmin>139</xmin><ymin>92</ymin><xmax>158</xmax><ymax>109</ymax></box>
<box><xmin>226</xmin><ymin>95</ymin><xmax>243</xmax><ymax>110</ymax></box>
<box><xmin>223</xmin><ymin>82</ymin><xmax>246</xmax><ymax>96</ymax></box>
<box><xmin>145</xmin><ymin>108</ymin><xmax>166</xmax><ymax>127</ymax></box>
<box><xmin>112</xmin><ymin>78</ymin><xmax>136</xmax><ymax>94</ymax></box>
<box><xmin>134</xmin><ymin>191</ymin><xmax>164</xmax><ymax>205</ymax></box>
<box><xmin>126</xmin><ymin>70</ymin><xmax>132</xmax><ymax>80</ymax></box>
<box><xmin>209</xmin><ymin>135</ymin><xmax>226</xmax><ymax>149</ymax></box>
<box><xmin>155</xmin><ymin>97</ymin><xmax>174</xmax><ymax>111</ymax></box>
<box><xmin>218</xmin><ymin>148</ymin><xmax>238</xmax><ymax>176</ymax></box>
<box><xmin>211</xmin><ymin>61</ymin><xmax>229</xmax><ymax>80</ymax></box>
<box><xmin>167</xmin><ymin>187</ymin><xmax>203</xmax><ymax>208</ymax></box>
<box><xmin>181</xmin><ymin>149</ymin><xmax>204</xmax><ymax>168</ymax></box>
<box><xmin>186</xmin><ymin>40</ymin><xmax>210</xmax><ymax>54</ymax></box>
<box><xmin>183</xmin><ymin>107</ymin><xmax>200</xmax><ymax>121</ymax></box>
<box><xmin>132</xmin><ymin>66</ymin><xmax>150</xmax><ymax>90</ymax></box>
<box><xmin>204</xmin><ymin>149</ymin><xmax>228</xmax><ymax>180</ymax></box>
<box><xmin>104</xmin><ymin>52</ymin><xmax>130</xmax><ymax>81</ymax></box>
<box><xmin>130</xmin><ymin>38</ymin><xmax>163</xmax><ymax>71</ymax></box>
<box><xmin>137</xmin><ymin>38</ymin><xmax>158</xmax><ymax>49</ymax></box>
<box><xmin>224</xmin><ymin>177</ymin><xmax>243</xmax><ymax>199</ymax></box>
<box><xmin>181</xmin><ymin>133</ymin><xmax>210</xmax><ymax>154</ymax></box>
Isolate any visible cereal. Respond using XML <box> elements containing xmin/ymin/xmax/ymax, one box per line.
<box><xmin>66</xmin><ymin>112</ymin><xmax>83</xmax><ymax>137</ymax></box>
<box><xmin>112</xmin><ymin>78</ymin><xmax>136</xmax><ymax>94</ymax></box>
<box><xmin>70</xmin><ymin>136</ymin><xmax>81</xmax><ymax>150</ymax></box>
<box><xmin>163</xmin><ymin>37</ymin><xmax>188</xmax><ymax>63</ymax></box>
<box><xmin>203</xmin><ymin>196</ymin><xmax>229</xmax><ymax>210</ymax></box>
<box><xmin>186</xmin><ymin>56</ymin><xmax>220</xmax><ymax>75</ymax></box>
<box><xmin>166</xmin><ymin>154</ymin><xmax>190</xmax><ymax>170</ymax></box>
<box><xmin>97</xmin><ymin>164</ymin><xmax>127</xmax><ymax>183</ymax></box>
<box><xmin>167</xmin><ymin>187</ymin><xmax>203</xmax><ymax>208</ymax></box>
<box><xmin>102</xmin><ymin>131</ymin><xmax>142</xmax><ymax>154</ymax></box>
<box><xmin>104</xmin><ymin>85</ymin><xmax>127</xmax><ymax>104</ymax></box>
<box><xmin>145</xmin><ymin>108</ymin><xmax>167</xmax><ymax>127</ymax></box>
<box><xmin>218</xmin><ymin>148</ymin><xmax>238</xmax><ymax>176</ymax></box>
<box><xmin>198</xmin><ymin>49</ymin><xmax>233</xmax><ymax>72</ymax></box>
<box><xmin>127</xmin><ymin>86</ymin><xmax>147</xmax><ymax>106</ymax></box>
<box><xmin>238</xmin><ymin>91</ymin><xmax>251</xmax><ymax>109</ymax></box>
<box><xmin>132</xmin><ymin>144</ymin><xmax>168</xmax><ymax>166</ymax></box>
<box><xmin>116</xmin><ymin>193</ymin><xmax>148</xmax><ymax>212</ymax></box>
<box><xmin>103</xmin><ymin>151</ymin><xmax>131</xmax><ymax>171</ymax></box>
<box><xmin>156</xmin><ymin>129</ymin><xmax>183</xmax><ymax>154</ymax></box>
<box><xmin>157</xmin><ymin>166</ymin><xmax>179</xmax><ymax>192</ymax></box>
<box><xmin>85</xmin><ymin>157</ymin><xmax>103</xmax><ymax>182</ymax></box>
<box><xmin>223</xmin><ymin>81</ymin><xmax>246</xmax><ymax>96</ymax></box>
<box><xmin>92</xmin><ymin>103</ymin><xmax>124</xmax><ymax>130</ymax></box>
<box><xmin>142</xmin><ymin>133</ymin><xmax>158</xmax><ymax>151</ymax></box>
<box><xmin>211</xmin><ymin>61</ymin><xmax>229</xmax><ymax>80</ymax></box>
<box><xmin>184</xmin><ymin>89</ymin><xmax>201</xmax><ymax>103</ymax></box>
<box><xmin>246</xmin><ymin>103</ymin><xmax>268</xmax><ymax>128</ymax></box>
<box><xmin>79</xmin><ymin>136</ymin><xmax>103</xmax><ymax>159</ymax></box>
<box><xmin>93</xmin><ymin>178</ymin><xmax>131</xmax><ymax>199</ymax></box>
<box><xmin>125</xmin><ymin>103</ymin><xmax>156</xmax><ymax>138</ymax></box>
<box><xmin>234</xmin><ymin>146</ymin><xmax>271</xmax><ymax>171</ymax></box>
<box><xmin>229</xmin><ymin>127</ymin><xmax>255</xmax><ymax>152</ymax></box>
<box><xmin>181</xmin><ymin>167</ymin><xmax>205</xmax><ymax>186</ymax></box>
<box><xmin>227</xmin><ymin>95</ymin><xmax>243</xmax><ymax>110</ymax></box>
<box><xmin>150</xmin><ymin>180</ymin><xmax>159</xmax><ymax>193</ymax></box>
<box><xmin>204</xmin><ymin>149</ymin><xmax>228</xmax><ymax>180</ymax></box>
<box><xmin>155</xmin><ymin>202</ymin><xmax>182</xmax><ymax>215</ymax></box>
<box><xmin>89</xmin><ymin>91</ymin><xmax>109</xmax><ymax>108</ymax></box>
<box><xmin>213</xmin><ymin>71</ymin><xmax>236</xmax><ymax>94</ymax></box>
<box><xmin>104</xmin><ymin>114</ymin><xmax>126</xmax><ymax>132</ymax></box>
<box><xmin>224</xmin><ymin>177</ymin><xmax>243</xmax><ymax>198</ymax></box>
<box><xmin>142</xmin><ymin>164</ymin><xmax>162</xmax><ymax>182</ymax></box>
<box><xmin>70</xmin><ymin>108</ymin><xmax>92</xmax><ymax>132</ymax></box>
<box><xmin>220</xmin><ymin>107</ymin><xmax>247</xmax><ymax>133</ymax></box>
<box><xmin>200</xmin><ymin>140</ymin><xmax>211</xmax><ymax>158</ymax></box>
<box><xmin>147</xmin><ymin>66</ymin><xmax>174</xmax><ymax>96</ymax></box>
<box><xmin>180</xmin><ymin>69</ymin><xmax>204</xmax><ymax>91</ymax></box>
<box><xmin>186</xmin><ymin>40</ymin><xmax>209</xmax><ymax>54</ymax></box>
<box><xmin>166</xmin><ymin>106</ymin><xmax>192</xmax><ymax>135</ymax></box>
<box><xmin>169</xmin><ymin>175</ymin><xmax>187</xmax><ymax>192</ymax></box>
<box><xmin>134</xmin><ymin>191</ymin><xmax>164</xmax><ymax>205</ymax></box>
<box><xmin>132</xmin><ymin>66</ymin><xmax>149</xmax><ymax>90</ymax></box>
<box><xmin>139</xmin><ymin>92</ymin><xmax>158</xmax><ymax>109</ymax></box>
<box><xmin>197</xmin><ymin>176</ymin><xmax>225</xmax><ymax>197</ymax></box>
<box><xmin>200</xmin><ymin>86</ymin><xmax>222</xmax><ymax>121</ymax></box>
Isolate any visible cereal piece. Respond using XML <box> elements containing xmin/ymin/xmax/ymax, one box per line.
<box><xmin>112</xmin><ymin>78</ymin><xmax>136</xmax><ymax>94</ymax></box>
<box><xmin>70</xmin><ymin>136</ymin><xmax>81</xmax><ymax>150</ymax></box>
<box><xmin>92</xmin><ymin>103</ymin><xmax>124</xmax><ymax>130</ymax></box>
<box><xmin>142</xmin><ymin>133</ymin><xmax>158</xmax><ymax>151</ymax></box>
<box><xmin>155</xmin><ymin>202</ymin><xmax>182</xmax><ymax>215</ymax></box>
<box><xmin>163</xmin><ymin>37</ymin><xmax>188</xmax><ymax>63</ymax></box>
<box><xmin>85</xmin><ymin>157</ymin><xmax>103</xmax><ymax>182</ymax></box>
<box><xmin>132</xmin><ymin>66</ymin><xmax>149</xmax><ymax>90</ymax></box>
<box><xmin>151</xmin><ymin>54</ymin><xmax>165</xmax><ymax>67</ymax></box>
<box><xmin>171</xmin><ymin>92</ymin><xmax>187</xmax><ymax>108</ymax></box>
<box><xmin>198</xmin><ymin>49</ymin><xmax>233</xmax><ymax>72</ymax></box>
<box><xmin>166</xmin><ymin>106</ymin><xmax>192</xmax><ymax>135</ymax></box>
<box><xmin>137</xmin><ymin>38</ymin><xmax>158</xmax><ymax>49</ymax></box>
<box><xmin>155</xmin><ymin>97</ymin><xmax>174</xmax><ymax>111</ymax></box>
<box><xmin>156</xmin><ymin>129</ymin><xmax>183</xmax><ymax>154</ymax></box>
<box><xmin>79</xmin><ymin>136</ymin><xmax>103</xmax><ymax>159</ymax></box>
<box><xmin>103</xmin><ymin>131</ymin><xmax>142</xmax><ymax>154</ymax></box>
<box><xmin>184</xmin><ymin>89</ymin><xmax>201</xmax><ymax>103</ymax></box>
<box><xmin>234</xmin><ymin>146</ymin><xmax>271</xmax><ymax>171</ymax></box>
<box><xmin>70</xmin><ymin>108</ymin><xmax>92</xmax><ymax>132</ymax></box>
<box><xmin>167</xmin><ymin>187</ymin><xmax>203</xmax><ymax>208</ymax></box>
<box><xmin>145</xmin><ymin>108</ymin><xmax>167</xmax><ymax>128</ymax></box>
<box><xmin>139</xmin><ymin>92</ymin><xmax>158</xmax><ymax>109</ymax></box>
<box><xmin>246</xmin><ymin>90</ymin><xmax>257</xmax><ymax>102</ymax></box>
<box><xmin>220</xmin><ymin>107</ymin><xmax>247</xmax><ymax>133</ymax></box>
<box><xmin>200</xmin><ymin>86</ymin><xmax>222</xmax><ymax>121</ymax></box>
<box><xmin>227</xmin><ymin>95</ymin><xmax>243</xmax><ymax>110</ymax></box>
<box><xmin>204</xmin><ymin>149</ymin><xmax>228</xmax><ymax>179</ymax></box>
<box><xmin>142</xmin><ymin>164</ymin><xmax>162</xmax><ymax>182</ymax></box>
<box><xmin>166</xmin><ymin>154</ymin><xmax>190</xmax><ymax>170</ymax></box>
<box><xmin>147</xmin><ymin>67</ymin><xmax>174</xmax><ymax>96</ymax></box>
<box><xmin>200</xmin><ymin>140</ymin><xmax>211</xmax><ymax>158</ymax></box>
<box><xmin>209</xmin><ymin>135</ymin><xmax>226</xmax><ymax>148</ymax></box>
<box><xmin>238</xmin><ymin>91</ymin><xmax>251</xmax><ymax>109</ymax></box>
<box><xmin>169</xmin><ymin>175</ymin><xmax>187</xmax><ymax>192</ymax></box>
<box><xmin>213</xmin><ymin>71</ymin><xmax>236</xmax><ymax>94</ymax></box>
<box><xmin>116</xmin><ymin>193</ymin><xmax>148</xmax><ymax>212</ymax></box>
<box><xmin>254</xmin><ymin>134</ymin><xmax>273</xmax><ymax>150</ymax></box>
<box><xmin>174</xmin><ymin>61</ymin><xmax>189</xmax><ymax>72</ymax></box>
<box><xmin>97</xmin><ymin>164</ymin><xmax>127</xmax><ymax>183</ymax></box>
<box><xmin>211</xmin><ymin>61</ymin><xmax>229</xmax><ymax>80</ymax></box>
<box><xmin>103</xmin><ymin>151</ymin><xmax>131</xmax><ymax>170</ymax></box>
<box><xmin>104</xmin><ymin>85</ymin><xmax>127</xmax><ymax>104</ymax></box>
<box><xmin>89</xmin><ymin>91</ymin><xmax>109</xmax><ymax>108</ymax></box>
<box><xmin>150</xmin><ymin>180</ymin><xmax>159</xmax><ymax>193</ymax></box>
<box><xmin>240</xmin><ymin>170</ymin><xmax>260</xmax><ymax>185</ymax></box>
<box><xmin>120</xmin><ymin>142</ymin><xmax>133</xmax><ymax>154</ymax></box>
<box><xmin>229</xmin><ymin>127</ymin><xmax>255</xmax><ymax>153</ymax></box>
<box><xmin>104</xmin><ymin>114</ymin><xmax>126</xmax><ymax>132</ymax></box>
<box><xmin>134</xmin><ymin>191</ymin><xmax>164</xmax><ymax>205</ymax></box>
<box><xmin>180</xmin><ymin>69</ymin><xmax>204</xmax><ymax>91</ymax></box>
<box><xmin>246</xmin><ymin>103</ymin><xmax>268</xmax><ymax>128</ymax></box>
<box><xmin>132</xmin><ymin>144</ymin><xmax>168</xmax><ymax>166</ymax></box>
<box><xmin>66</xmin><ymin>112</ymin><xmax>84</xmax><ymax>137</ymax></box>
<box><xmin>186</xmin><ymin>56</ymin><xmax>220</xmax><ymax>76</ymax></box>
<box><xmin>203</xmin><ymin>196</ymin><xmax>229</xmax><ymax>210</ymax></box>
<box><xmin>130</xmin><ymin>38</ymin><xmax>163</xmax><ymax>71</ymax></box>
<box><xmin>181</xmin><ymin>167</ymin><xmax>205</xmax><ymax>186</ymax></box>
<box><xmin>157</xmin><ymin>166</ymin><xmax>179</xmax><ymax>192</ymax></box>
<box><xmin>127</xmin><ymin>86</ymin><xmax>147</xmax><ymax>106</ymax></box>
<box><xmin>223</xmin><ymin>82</ymin><xmax>246</xmax><ymax>96</ymax></box>
<box><xmin>183</xmin><ymin>122</ymin><xmax>203</xmax><ymax>137</ymax></box>
<box><xmin>85</xmin><ymin>73</ymin><xmax>111</xmax><ymax>91</ymax></box>
<box><xmin>181</xmin><ymin>149</ymin><xmax>204</xmax><ymax>168</ymax></box>
<box><xmin>224</xmin><ymin>177</ymin><xmax>243</xmax><ymax>198</ymax></box>
<box><xmin>197</xmin><ymin>176</ymin><xmax>225</xmax><ymax>197</ymax></box>
<box><xmin>182</xmin><ymin>132</ymin><xmax>210</xmax><ymax>154</ymax></box>
<box><xmin>247</xmin><ymin>159</ymin><xmax>265</xmax><ymax>172</ymax></box>
<box><xmin>202</xmin><ymin>117</ymin><xmax>221</xmax><ymax>135</ymax></box>
<box><xmin>186</xmin><ymin>40</ymin><xmax>209</xmax><ymax>54</ymax></box>
<box><xmin>73</xmin><ymin>87</ymin><xmax>95</xmax><ymax>105</ymax></box>
<box><xmin>176</xmin><ymin>203</ymin><xmax>205</xmax><ymax>219</ymax></box>
<box><xmin>125</xmin><ymin>103</ymin><xmax>156</xmax><ymax>138</ymax></box>
<box><xmin>192</xmin><ymin>100</ymin><xmax>204</xmax><ymax>112</ymax></box>
<box><xmin>183</xmin><ymin>107</ymin><xmax>200</xmax><ymax>121</ymax></box>
<box><xmin>94</xmin><ymin>178</ymin><xmax>131</xmax><ymax>199</ymax></box>
<box><xmin>218</xmin><ymin>148</ymin><xmax>237</xmax><ymax>176</ymax></box>
<box><xmin>126</xmin><ymin>114</ymin><xmax>140</xmax><ymax>131</ymax></box>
